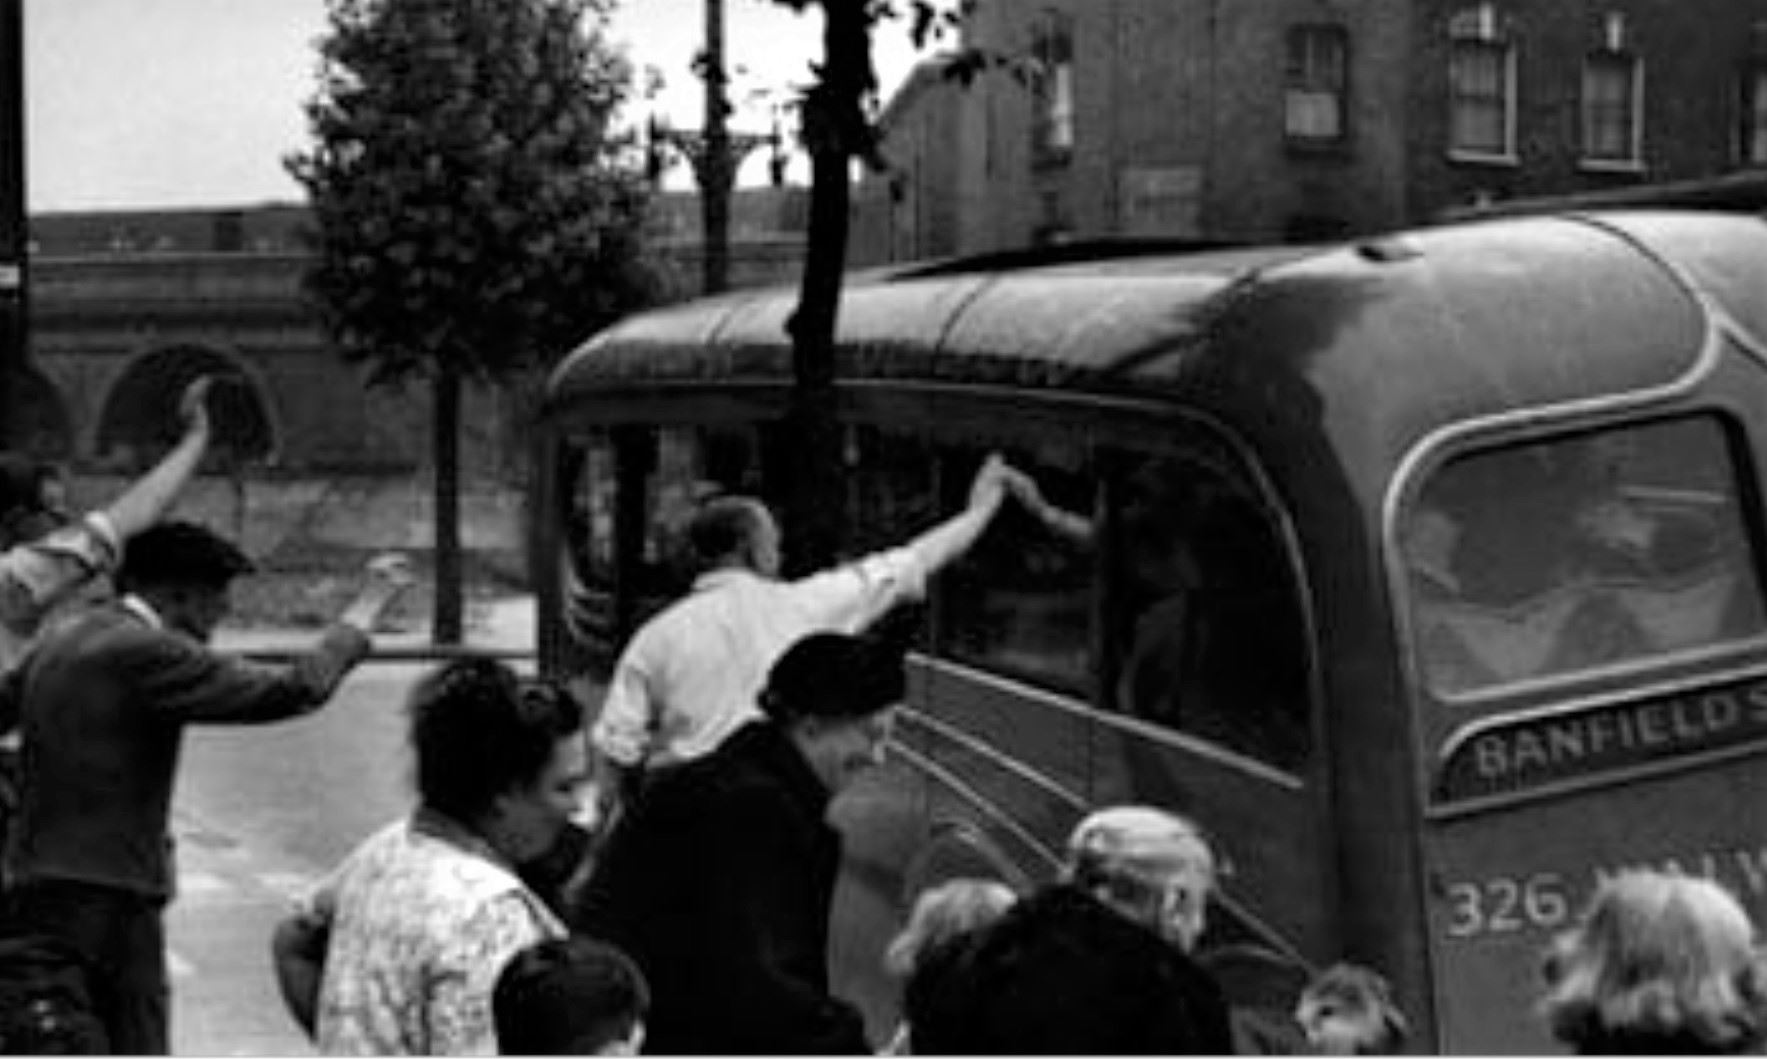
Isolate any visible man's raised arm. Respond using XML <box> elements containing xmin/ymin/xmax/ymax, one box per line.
<box><xmin>100</xmin><ymin>376</ymin><xmax>214</xmax><ymax>542</ymax></box>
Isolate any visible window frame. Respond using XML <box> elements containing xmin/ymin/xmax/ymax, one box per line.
<box><xmin>1741</xmin><ymin>61</ymin><xmax>1767</xmax><ymax>167</ymax></box>
<box><xmin>1030</xmin><ymin>8</ymin><xmax>1075</xmax><ymax>168</ymax></box>
<box><xmin>1579</xmin><ymin>48</ymin><xmax>1645</xmax><ymax>172</ymax></box>
<box><xmin>1284</xmin><ymin>23</ymin><xmax>1351</xmax><ymax>149</ymax></box>
<box><xmin>1397</xmin><ymin>413</ymin><xmax>1767</xmax><ymax>710</ymax></box>
<box><xmin>1446</xmin><ymin>6</ymin><xmax>1519</xmax><ymax>165</ymax></box>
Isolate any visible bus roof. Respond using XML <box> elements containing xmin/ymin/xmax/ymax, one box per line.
<box><xmin>546</xmin><ymin>210</ymin><xmax>1767</xmax><ymax>489</ymax></box>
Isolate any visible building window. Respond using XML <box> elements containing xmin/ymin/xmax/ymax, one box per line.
<box><xmin>1581</xmin><ymin>51</ymin><xmax>1642</xmax><ymax>167</ymax></box>
<box><xmin>1744</xmin><ymin>65</ymin><xmax>1767</xmax><ymax>166</ymax></box>
<box><xmin>1031</xmin><ymin>9</ymin><xmax>1074</xmax><ymax>166</ymax></box>
<box><xmin>1285</xmin><ymin>24</ymin><xmax>1349</xmax><ymax>146</ymax></box>
<box><xmin>1447</xmin><ymin>5</ymin><xmax>1517</xmax><ymax>162</ymax></box>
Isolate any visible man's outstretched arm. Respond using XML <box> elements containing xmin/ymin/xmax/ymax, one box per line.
<box><xmin>99</xmin><ymin>376</ymin><xmax>213</xmax><ymax>542</ymax></box>
<box><xmin>898</xmin><ymin>452</ymin><xmax>1020</xmax><ymax>577</ymax></box>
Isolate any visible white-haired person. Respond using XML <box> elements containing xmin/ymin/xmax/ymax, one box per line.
<box><xmin>1539</xmin><ymin>869</ymin><xmax>1767</xmax><ymax>1055</ymax></box>
<box><xmin>904</xmin><ymin>805</ymin><xmax>1234</xmax><ymax>1054</ymax></box>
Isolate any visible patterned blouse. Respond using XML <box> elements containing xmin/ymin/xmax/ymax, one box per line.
<box><xmin>299</xmin><ymin>811</ymin><xmax>566</xmax><ymax>1055</ymax></box>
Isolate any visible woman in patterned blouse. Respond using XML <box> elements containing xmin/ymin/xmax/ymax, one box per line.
<box><xmin>271</xmin><ymin>660</ymin><xmax>593</xmax><ymax>1055</ymax></box>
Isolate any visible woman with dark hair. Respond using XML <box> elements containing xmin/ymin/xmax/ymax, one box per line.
<box><xmin>271</xmin><ymin>659</ymin><xmax>592</xmax><ymax>1055</ymax></box>
<box><xmin>576</xmin><ymin>631</ymin><xmax>906</xmax><ymax>1054</ymax></box>
<box><xmin>1539</xmin><ymin>870</ymin><xmax>1767</xmax><ymax>1054</ymax></box>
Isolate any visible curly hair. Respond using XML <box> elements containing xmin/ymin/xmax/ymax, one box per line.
<box><xmin>1539</xmin><ymin>870</ymin><xmax>1767</xmax><ymax>1053</ymax></box>
<box><xmin>885</xmin><ymin>878</ymin><xmax>1017</xmax><ymax>977</ymax></box>
<box><xmin>408</xmin><ymin>659</ymin><xmax>582</xmax><ymax>824</ymax></box>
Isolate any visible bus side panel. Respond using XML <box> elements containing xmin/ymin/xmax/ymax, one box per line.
<box><xmin>828</xmin><ymin>657</ymin><xmax>1091</xmax><ymax>1043</ymax></box>
<box><xmin>1424</xmin><ymin>749</ymin><xmax>1767</xmax><ymax>1054</ymax></box>
<box><xmin>1089</xmin><ymin>719</ymin><xmax>1332</xmax><ymax>1003</ymax></box>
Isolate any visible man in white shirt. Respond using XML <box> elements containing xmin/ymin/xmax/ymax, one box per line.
<box><xmin>590</xmin><ymin>453</ymin><xmax>1023</xmax><ymax>803</ymax></box>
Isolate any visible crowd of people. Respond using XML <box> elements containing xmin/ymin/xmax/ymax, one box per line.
<box><xmin>0</xmin><ymin>401</ymin><xmax>1763</xmax><ymax>1056</ymax></box>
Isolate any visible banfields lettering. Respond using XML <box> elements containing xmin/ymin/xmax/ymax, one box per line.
<box><xmin>1435</xmin><ymin>676</ymin><xmax>1767</xmax><ymax>802</ymax></box>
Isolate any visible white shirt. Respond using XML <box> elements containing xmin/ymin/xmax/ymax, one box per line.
<box><xmin>0</xmin><ymin>512</ymin><xmax>121</xmax><ymax>673</ymax></box>
<box><xmin>591</xmin><ymin>544</ymin><xmax>928</xmax><ymax>769</ymax></box>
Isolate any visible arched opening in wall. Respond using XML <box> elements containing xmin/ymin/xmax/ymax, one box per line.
<box><xmin>4</xmin><ymin>366</ymin><xmax>75</xmax><ymax>460</ymax></box>
<box><xmin>96</xmin><ymin>346</ymin><xmax>274</xmax><ymax>471</ymax></box>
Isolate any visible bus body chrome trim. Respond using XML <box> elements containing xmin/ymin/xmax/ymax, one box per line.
<box><xmin>897</xmin><ymin>709</ymin><xmax>1089</xmax><ymax>813</ymax></box>
<box><xmin>886</xmin><ymin>741</ymin><xmax>1066</xmax><ymax>873</ymax></box>
<box><xmin>912</xmin><ymin>654</ymin><xmax>1306</xmax><ymax>791</ymax></box>
<box><xmin>1435</xmin><ymin>657</ymin><xmax>1767</xmax><ymax>764</ymax></box>
<box><xmin>888</xmin><ymin>737</ymin><xmax>1314</xmax><ymax>971</ymax></box>
<box><xmin>1424</xmin><ymin>737</ymin><xmax>1767</xmax><ymax>822</ymax></box>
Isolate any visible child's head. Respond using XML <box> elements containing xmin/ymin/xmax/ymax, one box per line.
<box><xmin>493</xmin><ymin>937</ymin><xmax>650</xmax><ymax>1055</ymax></box>
<box><xmin>1295</xmin><ymin>962</ymin><xmax>1410</xmax><ymax>1055</ymax></box>
<box><xmin>886</xmin><ymin>877</ymin><xmax>1017</xmax><ymax>977</ymax></box>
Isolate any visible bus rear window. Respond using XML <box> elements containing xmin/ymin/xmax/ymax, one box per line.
<box><xmin>1405</xmin><ymin>416</ymin><xmax>1767</xmax><ymax>697</ymax></box>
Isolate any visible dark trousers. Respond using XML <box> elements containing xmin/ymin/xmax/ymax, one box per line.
<box><xmin>6</xmin><ymin>879</ymin><xmax>169</xmax><ymax>1055</ymax></box>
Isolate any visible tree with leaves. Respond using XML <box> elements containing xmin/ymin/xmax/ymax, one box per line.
<box><xmin>290</xmin><ymin>0</ymin><xmax>658</xmax><ymax>642</ymax></box>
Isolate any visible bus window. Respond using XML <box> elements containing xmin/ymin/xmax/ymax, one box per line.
<box><xmin>938</xmin><ymin>442</ymin><xmax>1097</xmax><ymax>698</ymax></box>
<box><xmin>1112</xmin><ymin>454</ymin><xmax>1312</xmax><ymax>773</ymax></box>
<box><xmin>639</xmin><ymin>425</ymin><xmax>766</xmax><ymax>600</ymax></box>
<box><xmin>565</xmin><ymin>430</ymin><xmax>617</xmax><ymax>592</ymax></box>
<box><xmin>843</xmin><ymin>425</ymin><xmax>940</xmax><ymax>559</ymax></box>
<box><xmin>1406</xmin><ymin>415</ymin><xmax>1767</xmax><ymax>697</ymax></box>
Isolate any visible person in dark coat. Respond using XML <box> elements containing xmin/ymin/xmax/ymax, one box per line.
<box><xmin>1</xmin><ymin>521</ymin><xmax>410</xmax><ymax>1054</ymax></box>
<box><xmin>575</xmin><ymin>632</ymin><xmax>902</xmax><ymax>1055</ymax></box>
<box><xmin>903</xmin><ymin>805</ymin><xmax>1236</xmax><ymax>1054</ymax></box>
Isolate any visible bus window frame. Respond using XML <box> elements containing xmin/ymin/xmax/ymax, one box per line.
<box><xmin>836</xmin><ymin>383</ymin><xmax>1327</xmax><ymax>786</ymax></box>
<box><xmin>542</xmin><ymin>380</ymin><xmax>1329</xmax><ymax>787</ymax></box>
<box><xmin>1389</xmin><ymin>406</ymin><xmax>1767</xmax><ymax>815</ymax></box>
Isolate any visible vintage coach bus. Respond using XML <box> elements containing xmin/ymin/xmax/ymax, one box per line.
<box><xmin>531</xmin><ymin>207</ymin><xmax>1767</xmax><ymax>1052</ymax></box>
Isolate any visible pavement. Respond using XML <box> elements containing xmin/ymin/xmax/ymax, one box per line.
<box><xmin>169</xmin><ymin>593</ymin><xmax>539</xmax><ymax>1055</ymax></box>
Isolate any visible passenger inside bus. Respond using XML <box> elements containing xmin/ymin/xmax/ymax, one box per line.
<box><xmin>1404</xmin><ymin>417</ymin><xmax>1767</xmax><ymax>696</ymax></box>
<box><xmin>1010</xmin><ymin>455</ymin><xmax>1311</xmax><ymax>772</ymax></box>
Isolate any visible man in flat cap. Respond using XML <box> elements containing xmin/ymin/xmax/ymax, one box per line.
<box><xmin>0</xmin><ymin>520</ymin><xmax>411</xmax><ymax>1053</ymax></box>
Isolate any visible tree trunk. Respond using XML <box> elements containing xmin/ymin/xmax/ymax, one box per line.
<box><xmin>781</xmin><ymin>0</ymin><xmax>870</xmax><ymax>575</ymax></box>
<box><xmin>431</xmin><ymin>364</ymin><xmax>464</xmax><ymax>644</ymax></box>
<box><xmin>701</xmin><ymin>0</ymin><xmax>731</xmax><ymax>295</ymax></box>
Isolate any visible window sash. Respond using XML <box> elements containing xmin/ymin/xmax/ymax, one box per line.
<box><xmin>1748</xmin><ymin>67</ymin><xmax>1767</xmax><ymax>165</ymax></box>
<box><xmin>1582</xmin><ymin>55</ymin><xmax>1639</xmax><ymax>162</ymax></box>
<box><xmin>1449</xmin><ymin>40</ymin><xmax>1512</xmax><ymax>155</ymax></box>
<box><xmin>1032</xmin><ymin>15</ymin><xmax>1075</xmax><ymax>159</ymax></box>
<box><xmin>1285</xmin><ymin>26</ymin><xmax>1347</xmax><ymax>141</ymax></box>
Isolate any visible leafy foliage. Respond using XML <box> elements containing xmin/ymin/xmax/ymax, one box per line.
<box><xmin>288</xmin><ymin>0</ymin><xmax>660</xmax><ymax>386</ymax></box>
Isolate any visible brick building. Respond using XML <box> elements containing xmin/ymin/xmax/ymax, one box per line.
<box><xmin>857</xmin><ymin>0</ymin><xmax>1767</xmax><ymax>260</ymax></box>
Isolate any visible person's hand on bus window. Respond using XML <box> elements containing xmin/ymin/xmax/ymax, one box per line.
<box><xmin>968</xmin><ymin>453</ymin><xmax>1012</xmax><ymax>513</ymax></box>
<box><xmin>1006</xmin><ymin>466</ymin><xmax>1096</xmax><ymax>547</ymax></box>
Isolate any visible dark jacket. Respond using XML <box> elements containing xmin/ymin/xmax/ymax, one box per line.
<box><xmin>576</xmin><ymin>720</ymin><xmax>868</xmax><ymax>1055</ymax></box>
<box><xmin>4</xmin><ymin>599</ymin><xmax>367</xmax><ymax>899</ymax></box>
<box><xmin>1570</xmin><ymin>1025</ymin><xmax>1762</xmax><ymax>1055</ymax></box>
<box><xmin>905</xmin><ymin>883</ymin><xmax>1236</xmax><ymax>1055</ymax></box>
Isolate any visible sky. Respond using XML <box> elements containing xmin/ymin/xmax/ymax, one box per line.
<box><xmin>23</xmin><ymin>0</ymin><xmax>925</xmax><ymax>212</ymax></box>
